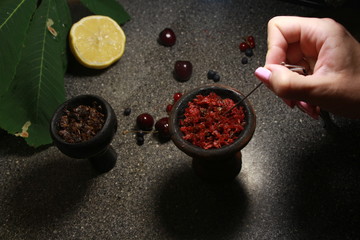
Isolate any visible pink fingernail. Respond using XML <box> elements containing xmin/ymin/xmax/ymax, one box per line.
<box><xmin>297</xmin><ymin>101</ymin><xmax>320</xmax><ymax>120</ymax></box>
<box><xmin>255</xmin><ymin>67</ymin><xmax>271</xmax><ymax>84</ymax></box>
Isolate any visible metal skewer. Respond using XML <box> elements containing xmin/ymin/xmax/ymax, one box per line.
<box><xmin>226</xmin><ymin>62</ymin><xmax>307</xmax><ymax>114</ymax></box>
<box><xmin>225</xmin><ymin>82</ymin><xmax>263</xmax><ymax>114</ymax></box>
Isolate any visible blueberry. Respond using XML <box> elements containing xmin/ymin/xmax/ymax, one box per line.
<box><xmin>207</xmin><ymin>70</ymin><xmax>217</xmax><ymax>79</ymax></box>
<box><xmin>245</xmin><ymin>48</ymin><xmax>253</xmax><ymax>57</ymax></box>
<box><xmin>136</xmin><ymin>136</ymin><xmax>144</xmax><ymax>145</ymax></box>
<box><xmin>213</xmin><ymin>74</ymin><xmax>220</xmax><ymax>82</ymax></box>
<box><xmin>123</xmin><ymin>107</ymin><xmax>131</xmax><ymax>116</ymax></box>
<box><xmin>241</xmin><ymin>57</ymin><xmax>248</xmax><ymax>64</ymax></box>
<box><xmin>136</xmin><ymin>131</ymin><xmax>145</xmax><ymax>138</ymax></box>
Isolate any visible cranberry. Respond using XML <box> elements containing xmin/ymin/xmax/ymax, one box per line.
<box><xmin>155</xmin><ymin>117</ymin><xmax>170</xmax><ymax>141</ymax></box>
<box><xmin>247</xmin><ymin>36</ymin><xmax>255</xmax><ymax>48</ymax></box>
<box><xmin>173</xmin><ymin>92</ymin><xmax>183</xmax><ymax>102</ymax></box>
<box><xmin>239</xmin><ymin>42</ymin><xmax>249</xmax><ymax>52</ymax></box>
<box><xmin>158</xmin><ymin>28</ymin><xmax>176</xmax><ymax>47</ymax></box>
<box><xmin>174</xmin><ymin>61</ymin><xmax>193</xmax><ymax>82</ymax></box>
<box><xmin>136</xmin><ymin>113</ymin><xmax>154</xmax><ymax>131</ymax></box>
<box><xmin>166</xmin><ymin>104</ymin><xmax>173</xmax><ymax>113</ymax></box>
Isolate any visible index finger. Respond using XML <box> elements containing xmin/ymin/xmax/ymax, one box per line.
<box><xmin>265</xmin><ymin>16</ymin><xmax>322</xmax><ymax>65</ymax></box>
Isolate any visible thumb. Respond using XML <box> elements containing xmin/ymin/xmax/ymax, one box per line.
<box><xmin>255</xmin><ymin>64</ymin><xmax>316</xmax><ymax>101</ymax></box>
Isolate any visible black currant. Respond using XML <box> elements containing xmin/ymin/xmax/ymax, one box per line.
<box><xmin>136</xmin><ymin>131</ymin><xmax>145</xmax><ymax>138</ymax></box>
<box><xmin>123</xmin><ymin>107</ymin><xmax>131</xmax><ymax>116</ymax></box>
<box><xmin>207</xmin><ymin>70</ymin><xmax>217</xmax><ymax>79</ymax></box>
<box><xmin>241</xmin><ymin>57</ymin><xmax>248</xmax><ymax>64</ymax></box>
<box><xmin>212</xmin><ymin>74</ymin><xmax>220</xmax><ymax>82</ymax></box>
<box><xmin>245</xmin><ymin>48</ymin><xmax>253</xmax><ymax>57</ymax></box>
<box><xmin>136</xmin><ymin>135</ymin><xmax>145</xmax><ymax>145</ymax></box>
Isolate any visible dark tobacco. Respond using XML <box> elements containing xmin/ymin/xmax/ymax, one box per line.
<box><xmin>58</xmin><ymin>102</ymin><xmax>105</xmax><ymax>143</ymax></box>
<box><xmin>180</xmin><ymin>92</ymin><xmax>246</xmax><ymax>149</ymax></box>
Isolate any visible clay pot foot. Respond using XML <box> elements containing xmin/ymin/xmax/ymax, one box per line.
<box><xmin>192</xmin><ymin>152</ymin><xmax>242</xmax><ymax>182</ymax></box>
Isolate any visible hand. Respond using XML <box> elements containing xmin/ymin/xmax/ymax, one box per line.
<box><xmin>255</xmin><ymin>16</ymin><xmax>360</xmax><ymax>119</ymax></box>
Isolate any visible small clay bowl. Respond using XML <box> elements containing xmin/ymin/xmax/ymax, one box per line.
<box><xmin>169</xmin><ymin>84</ymin><xmax>256</xmax><ymax>182</ymax></box>
<box><xmin>50</xmin><ymin>95</ymin><xmax>118</xmax><ymax>173</ymax></box>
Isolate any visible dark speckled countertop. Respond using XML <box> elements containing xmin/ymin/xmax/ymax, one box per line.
<box><xmin>1</xmin><ymin>0</ymin><xmax>360</xmax><ymax>239</ymax></box>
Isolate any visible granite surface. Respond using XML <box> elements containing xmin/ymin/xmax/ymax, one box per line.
<box><xmin>1</xmin><ymin>0</ymin><xmax>360</xmax><ymax>239</ymax></box>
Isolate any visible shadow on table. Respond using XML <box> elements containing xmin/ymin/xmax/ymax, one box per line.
<box><xmin>1</xmin><ymin>157</ymin><xmax>95</xmax><ymax>237</ymax></box>
<box><xmin>292</xmin><ymin>119</ymin><xmax>360</xmax><ymax>239</ymax></box>
<box><xmin>0</xmin><ymin>129</ymin><xmax>50</xmax><ymax>156</ymax></box>
<box><xmin>156</xmin><ymin>166</ymin><xmax>248</xmax><ymax>240</ymax></box>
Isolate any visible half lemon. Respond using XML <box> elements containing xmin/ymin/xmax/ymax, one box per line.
<box><xmin>69</xmin><ymin>15</ymin><xmax>126</xmax><ymax>69</ymax></box>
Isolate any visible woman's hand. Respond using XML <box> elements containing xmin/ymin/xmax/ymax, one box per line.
<box><xmin>255</xmin><ymin>16</ymin><xmax>360</xmax><ymax>119</ymax></box>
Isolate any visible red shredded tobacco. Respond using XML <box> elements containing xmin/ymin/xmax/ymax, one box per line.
<box><xmin>179</xmin><ymin>92</ymin><xmax>246</xmax><ymax>149</ymax></box>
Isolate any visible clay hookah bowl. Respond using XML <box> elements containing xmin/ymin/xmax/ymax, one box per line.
<box><xmin>169</xmin><ymin>84</ymin><xmax>256</xmax><ymax>182</ymax></box>
<box><xmin>50</xmin><ymin>95</ymin><xmax>118</xmax><ymax>173</ymax></box>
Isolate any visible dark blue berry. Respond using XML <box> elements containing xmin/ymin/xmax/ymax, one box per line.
<box><xmin>123</xmin><ymin>107</ymin><xmax>131</xmax><ymax>116</ymax></box>
<box><xmin>241</xmin><ymin>57</ymin><xmax>248</xmax><ymax>64</ymax></box>
<box><xmin>245</xmin><ymin>48</ymin><xmax>253</xmax><ymax>57</ymax></box>
<box><xmin>136</xmin><ymin>131</ymin><xmax>145</xmax><ymax>138</ymax></box>
<box><xmin>136</xmin><ymin>136</ymin><xmax>144</xmax><ymax>145</ymax></box>
<box><xmin>213</xmin><ymin>74</ymin><xmax>220</xmax><ymax>82</ymax></box>
<box><xmin>207</xmin><ymin>70</ymin><xmax>217</xmax><ymax>79</ymax></box>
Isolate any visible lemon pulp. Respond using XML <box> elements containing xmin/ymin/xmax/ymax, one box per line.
<box><xmin>69</xmin><ymin>15</ymin><xmax>126</xmax><ymax>69</ymax></box>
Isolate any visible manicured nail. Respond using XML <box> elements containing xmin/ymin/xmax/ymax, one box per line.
<box><xmin>297</xmin><ymin>101</ymin><xmax>320</xmax><ymax>120</ymax></box>
<box><xmin>255</xmin><ymin>67</ymin><xmax>271</xmax><ymax>84</ymax></box>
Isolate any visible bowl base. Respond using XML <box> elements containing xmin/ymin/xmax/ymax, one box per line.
<box><xmin>89</xmin><ymin>145</ymin><xmax>117</xmax><ymax>173</ymax></box>
<box><xmin>192</xmin><ymin>152</ymin><xmax>242</xmax><ymax>182</ymax></box>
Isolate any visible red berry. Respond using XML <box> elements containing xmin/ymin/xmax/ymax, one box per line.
<box><xmin>166</xmin><ymin>104</ymin><xmax>173</xmax><ymax>113</ymax></box>
<box><xmin>174</xmin><ymin>61</ymin><xmax>192</xmax><ymax>82</ymax></box>
<box><xmin>155</xmin><ymin>117</ymin><xmax>170</xmax><ymax>140</ymax></box>
<box><xmin>247</xmin><ymin>35</ymin><xmax>255</xmax><ymax>43</ymax></box>
<box><xmin>173</xmin><ymin>92</ymin><xmax>182</xmax><ymax>102</ymax></box>
<box><xmin>136</xmin><ymin>113</ymin><xmax>154</xmax><ymax>131</ymax></box>
<box><xmin>247</xmin><ymin>36</ymin><xmax>255</xmax><ymax>48</ymax></box>
<box><xmin>239</xmin><ymin>42</ymin><xmax>249</xmax><ymax>52</ymax></box>
<box><xmin>158</xmin><ymin>28</ymin><xmax>176</xmax><ymax>47</ymax></box>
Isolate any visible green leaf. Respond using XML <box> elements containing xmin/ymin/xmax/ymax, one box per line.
<box><xmin>0</xmin><ymin>0</ymin><xmax>38</xmax><ymax>96</ymax></box>
<box><xmin>79</xmin><ymin>0</ymin><xmax>130</xmax><ymax>25</ymax></box>
<box><xmin>53</xmin><ymin>0</ymin><xmax>72</xmax><ymax>70</ymax></box>
<box><xmin>0</xmin><ymin>0</ymin><xmax>71</xmax><ymax>147</ymax></box>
